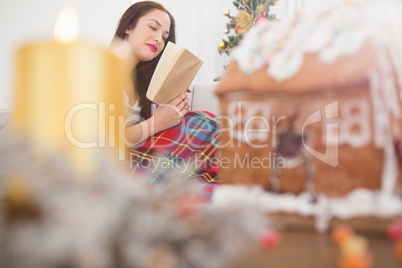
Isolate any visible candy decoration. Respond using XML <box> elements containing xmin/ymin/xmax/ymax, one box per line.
<box><xmin>395</xmin><ymin>240</ymin><xmax>402</xmax><ymax>260</ymax></box>
<box><xmin>340</xmin><ymin>236</ymin><xmax>369</xmax><ymax>257</ymax></box>
<box><xmin>339</xmin><ymin>253</ymin><xmax>372</xmax><ymax>268</ymax></box>
<box><xmin>332</xmin><ymin>226</ymin><xmax>373</xmax><ymax>268</ymax></box>
<box><xmin>332</xmin><ymin>225</ymin><xmax>355</xmax><ymax>245</ymax></box>
<box><xmin>387</xmin><ymin>221</ymin><xmax>402</xmax><ymax>242</ymax></box>
<box><xmin>260</xmin><ymin>229</ymin><xmax>280</xmax><ymax>248</ymax></box>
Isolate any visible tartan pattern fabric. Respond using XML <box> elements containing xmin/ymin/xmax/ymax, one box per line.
<box><xmin>128</xmin><ymin>110</ymin><xmax>220</xmax><ymax>201</ymax></box>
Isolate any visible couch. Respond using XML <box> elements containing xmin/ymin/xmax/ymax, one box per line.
<box><xmin>189</xmin><ymin>81</ymin><xmax>220</xmax><ymax>115</ymax></box>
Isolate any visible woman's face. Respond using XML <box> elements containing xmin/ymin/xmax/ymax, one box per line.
<box><xmin>125</xmin><ymin>9</ymin><xmax>171</xmax><ymax>65</ymax></box>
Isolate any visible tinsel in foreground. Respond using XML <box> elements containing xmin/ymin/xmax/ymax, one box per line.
<box><xmin>0</xmin><ymin>122</ymin><xmax>271</xmax><ymax>268</ymax></box>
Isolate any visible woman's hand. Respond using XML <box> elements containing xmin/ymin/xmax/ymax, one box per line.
<box><xmin>125</xmin><ymin>90</ymin><xmax>191</xmax><ymax>145</ymax></box>
<box><xmin>152</xmin><ymin>92</ymin><xmax>191</xmax><ymax>133</ymax></box>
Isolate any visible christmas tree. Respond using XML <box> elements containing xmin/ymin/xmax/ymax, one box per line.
<box><xmin>218</xmin><ymin>0</ymin><xmax>279</xmax><ymax>56</ymax></box>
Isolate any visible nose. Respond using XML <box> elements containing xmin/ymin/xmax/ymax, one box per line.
<box><xmin>153</xmin><ymin>31</ymin><xmax>164</xmax><ymax>44</ymax></box>
<box><xmin>153</xmin><ymin>33</ymin><xmax>161</xmax><ymax>43</ymax></box>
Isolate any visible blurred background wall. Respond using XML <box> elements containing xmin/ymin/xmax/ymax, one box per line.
<box><xmin>0</xmin><ymin>0</ymin><xmax>341</xmax><ymax>110</ymax></box>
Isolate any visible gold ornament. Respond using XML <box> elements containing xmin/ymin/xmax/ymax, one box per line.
<box><xmin>218</xmin><ymin>41</ymin><xmax>225</xmax><ymax>50</ymax></box>
<box><xmin>222</xmin><ymin>9</ymin><xmax>230</xmax><ymax>16</ymax></box>
<box><xmin>235</xmin><ymin>10</ymin><xmax>253</xmax><ymax>34</ymax></box>
<box><xmin>236</xmin><ymin>10</ymin><xmax>253</xmax><ymax>27</ymax></box>
<box><xmin>244</xmin><ymin>0</ymin><xmax>249</xmax><ymax>4</ymax></box>
<box><xmin>272</xmin><ymin>0</ymin><xmax>279</xmax><ymax>6</ymax></box>
<box><xmin>256</xmin><ymin>4</ymin><xmax>266</xmax><ymax>15</ymax></box>
<box><xmin>238</xmin><ymin>27</ymin><xmax>249</xmax><ymax>35</ymax></box>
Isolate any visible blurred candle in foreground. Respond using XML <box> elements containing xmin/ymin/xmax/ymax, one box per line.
<box><xmin>54</xmin><ymin>7</ymin><xmax>79</xmax><ymax>43</ymax></box>
<box><xmin>12</xmin><ymin>7</ymin><xmax>129</xmax><ymax>177</ymax></box>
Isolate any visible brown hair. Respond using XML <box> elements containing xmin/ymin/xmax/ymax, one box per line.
<box><xmin>114</xmin><ymin>1</ymin><xmax>176</xmax><ymax>120</ymax></box>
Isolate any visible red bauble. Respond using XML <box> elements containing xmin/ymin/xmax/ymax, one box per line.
<box><xmin>235</xmin><ymin>26</ymin><xmax>242</xmax><ymax>34</ymax></box>
<box><xmin>387</xmin><ymin>221</ymin><xmax>402</xmax><ymax>242</ymax></box>
<box><xmin>260</xmin><ymin>229</ymin><xmax>280</xmax><ymax>248</ymax></box>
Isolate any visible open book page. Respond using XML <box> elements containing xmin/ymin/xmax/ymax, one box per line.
<box><xmin>147</xmin><ymin>42</ymin><xmax>203</xmax><ymax>104</ymax></box>
<box><xmin>148</xmin><ymin>42</ymin><xmax>180</xmax><ymax>86</ymax></box>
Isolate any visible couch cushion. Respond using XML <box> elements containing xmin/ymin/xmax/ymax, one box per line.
<box><xmin>190</xmin><ymin>82</ymin><xmax>220</xmax><ymax>115</ymax></box>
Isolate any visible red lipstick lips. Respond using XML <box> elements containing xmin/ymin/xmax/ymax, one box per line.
<box><xmin>148</xmin><ymin>44</ymin><xmax>157</xmax><ymax>52</ymax></box>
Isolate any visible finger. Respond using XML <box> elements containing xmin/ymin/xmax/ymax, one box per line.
<box><xmin>177</xmin><ymin>100</ymin><xmax>185</xmax><ymax>110</ymax></box>
<box><xmin>171</xmin><ymin>93</ymin><xmax>188</xmax><ymax>106</ymax></box>
<box><xmin>182</xmin><ymin>107</ymin><xmax>190</xmax><ymax>116</ymax></box>
<box><xmin>178</xmin><ymin>109</ymin><xmax>185</xmax><ymax>118</ymax></box>
<box><xmin>162</xmin><ymin>103</ymin><xmax>181</xmax><ymax>114</ymax></box>
<box><xmin>182</xmin><ymin>97</ymin><xmax>190</xmax><ymax>104</ymax></box>
<box><xmin>183</xmin><ymin>103</ymin><xmax>190</xmax><ymax>111</ymax></box>
<box><xmin>178</xmin><ymin>105</ymin><xmax>190</xmax><ymax>117</ymax></box>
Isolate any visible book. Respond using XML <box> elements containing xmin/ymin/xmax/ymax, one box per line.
<box><xmin>146</xmin><ymin>42</ymin><xmax>203</xmax><ymax>104</ymax></box>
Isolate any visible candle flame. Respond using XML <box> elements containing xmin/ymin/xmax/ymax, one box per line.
<box><xmin>54</xmin><ymin>7</ymin><xmax>79</xmax><ymax>44</ymax></box>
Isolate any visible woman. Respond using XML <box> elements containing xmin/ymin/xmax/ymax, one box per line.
<box><xmin>114</xmin><ymin>1</ymin><xmax>219</xmax><ymax>200</ymax></box>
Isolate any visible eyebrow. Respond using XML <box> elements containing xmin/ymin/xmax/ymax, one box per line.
<box><xmin>149</xmin><ymin>19</ymin><xmax>170</xmax><ymax>35</ymax></box>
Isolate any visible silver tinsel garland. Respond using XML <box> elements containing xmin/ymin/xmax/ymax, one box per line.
<box><xmin>0</xmin><ymin>125</ymin><xmax>270</xmax><ymax>268</ymax></box>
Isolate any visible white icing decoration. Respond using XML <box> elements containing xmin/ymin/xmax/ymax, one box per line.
<box><xmin>338</xmin><ymin>98</ymin><xmax>371</xmax><ymax>148</ymax></box>
<box><xmin>368</xmin><ymin>69</ymin><xmax>388</xmax><ymax>148</ymax></box>
<box><xmin>226</xmin><ymin>100</ymin><xmax>271</xmax><ymax>147</ymax></box>
<box><xmin>381</xmin><ymin>131</ymin><xmax>398</xmax><ymax>195</ymax></box>
<box><xmin>212</xmin><ymin>185</ymin><xmax>402</xmax><ymax>231</ymax></box>
<box><xmin>378</xmin><ymin>49</ymin><xmax>401</xmax><ymax>118</ymax></box>
<box><xmin>231</xmin><ymin>1</ymin><xmax>402</xmax><ymax>82</ymax></box>
<box><xmin>268</xmin><ymin>51</ymin><xmax>303</xmax><ymax>82</ymax></box>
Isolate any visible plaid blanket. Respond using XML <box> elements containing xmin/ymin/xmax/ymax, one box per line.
<box><xmin>128</xmin><ymin>110</ymin><xmax>220</xmax><ymax>201</ymax></box>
